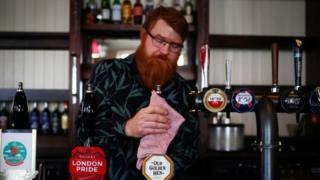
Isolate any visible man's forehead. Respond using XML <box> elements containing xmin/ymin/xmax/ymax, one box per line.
<box><xmin>149</xmin><ymin>19</ymin><xmax>182</xmax><ymax>42</ymax></box>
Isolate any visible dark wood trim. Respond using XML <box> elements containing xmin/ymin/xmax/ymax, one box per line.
<box><xmin>195</xmin><ymin>0</ymin><xmax>209</xmax><ymax>87</ymax></box>
<box><xmin>0</xmin><ymin>89</ymin><xmax>69</xmax><ymax>102</ymax></box>
<box><xmin>0</xmin><ymin>32</ymin><xmax>69</xmax><ymax>49</ymax></box>
<box><xmin>195</xmin><ymin>0</ymin><xmax>209</xmax><ymax>155</ymax></box>
<box><xmin>306</xmin><ymin>0</ymin><xmax>320</xmax><ymax>85</ymax></box>
<box><xmin>83</xmin><ymin>23</ymin><xmax>195</xmax><ymax>32</ymax></box>
<box><xmin>69</xmin><ymin>0</ymin><xmax>82</xmax><ymax>148</ymax></box>
<box><xmin>82</xmin><ymin>24</ymin><xmax>195</xmax><ymax>39</ymax></box>
<box><xmin>81</xmin><ymin>63</ymin><xmax>94</xmax><ymax>81</ymax></box>
<box><xmin>83</xmin><ymin>23</ymin><xmax>142</xmax><ymax>31</ymax></box>
<box><xmin>209</xmin><ymin>34</ymin><xmax>318</xmax><ymax>50</ymax></box>
<box><xmin>37</xmin><ymin>135</ymin><xmax>70</xmax><ymax>158</ymax></box>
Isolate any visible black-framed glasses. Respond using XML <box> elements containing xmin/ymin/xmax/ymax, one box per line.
<box><xmin>146</xmin><ymin>30</ymin><xmax>183</xmax><ymax>53</ymax></box>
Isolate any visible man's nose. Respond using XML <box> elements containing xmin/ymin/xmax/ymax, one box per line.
<box><xmin>159</xmin><ymin>43</ymin><xmax>170</xmax><ymax>55</ymax></box>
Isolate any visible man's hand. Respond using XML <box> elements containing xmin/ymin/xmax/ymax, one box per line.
<box><xmin>124</xmin><ymin>106</ymin><xmax>170</xmax><ymax>138</ymax></box>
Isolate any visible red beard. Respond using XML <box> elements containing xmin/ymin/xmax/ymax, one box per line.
<box><xmin>135</xmin><ymin>43</ymin><xmax>177</xmax><ymax>91</ymax></box>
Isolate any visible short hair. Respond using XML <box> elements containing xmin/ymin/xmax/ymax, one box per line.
<box><xmin>143</xmin><ymin>6</ymin><xmax>188</xmax><ymax>41</ymax></box>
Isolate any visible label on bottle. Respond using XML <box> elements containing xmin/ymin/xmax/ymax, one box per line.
<box><xmin>61</xmin><ymin>114</ymin><xmax>69</xmax><ymax>130</ymax></box>
<box><xmin>102</xmin><ymin>9</ymin><xmax>110</xmax><ymax>20</ymax></box>
<box><xmin>134</xmin><ymin>6</ymin><xmax>143</xmax><ymax>16</ymax></box>
<box><xmin>0</xmin><ymin>115</ymin><xmax>8</xmax><ymax>129</ymax></box>
<box><xmin>122</xmin><ymin>5</ymin><xmax>132</xmax><ymax>20</ymax></box>
<box><xmin>185</xmin><ymin>6</ymin><xmax>192</xmax><ymax>15</ymax></box>
<box><xmin>112</xmin><ymin>4</ymin><xmax>121</xmax><ymax>22</ymax></box>
<box><xmin>30</xmin><ymin>111</ymin><xmax>39</xmax><ymax>129</ymax></box>
<box><xmin>41</xmin><ymin>112</ymin><xmax>50</xmax><ymax>134</ymax></box>
<box><xmin>184</xmin><ymin>15</ymin><xmax>193</xmax><ymax>24</ymax></box>
<box><xmin>51</xmin><ymin>114</ymin><xmax>60</xmax><ymax>134</ymax></box>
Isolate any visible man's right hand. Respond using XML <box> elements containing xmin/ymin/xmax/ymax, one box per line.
<box><xmin>124</xmin><ymin>105</ymin><xmax>170</xmax><ymax>138</ymax></box>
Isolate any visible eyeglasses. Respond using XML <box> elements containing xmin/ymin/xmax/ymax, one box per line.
<box><xmin>146</xmin><ymin>30</ymin><xmax>183</xmax><ymax>53</ymax></box>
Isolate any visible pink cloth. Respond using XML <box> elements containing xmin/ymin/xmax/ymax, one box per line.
<box><xmin>136</xmin><ymin>91</ymin><xmax>186</xmax><ymax>169</ymax></box>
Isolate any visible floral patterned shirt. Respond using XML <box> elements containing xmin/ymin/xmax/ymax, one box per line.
<box><xmin>77</xmin><ymin>53</ymin><xmax>199</xmax><ymax>180</ymax></box>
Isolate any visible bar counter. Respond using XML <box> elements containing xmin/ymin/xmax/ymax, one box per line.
<box><xmin>35</xmin><ymin>136</ymin><xmax>320</xmax><ymax>179</ymax></box>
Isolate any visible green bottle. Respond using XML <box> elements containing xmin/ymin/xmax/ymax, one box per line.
<box><xmin>112</xmin><ymin>0</ymin><xmax>121</xmax><ymax>24</ymax></box>
<box><xmin>101</xmin><ymin>0</ymin><xmax>111</xmax><ymax>23</ymax></box>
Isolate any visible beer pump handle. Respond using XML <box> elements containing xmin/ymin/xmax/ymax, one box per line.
<box><xmin>200</xmin><ymin>44</ymin><xmax>209</xmax><ymax>91</ymax></box>
<box><xmin>316</xmin><ymin>88</ymin><xmax>320</xmax><ymax>102</ymax></box>
<box><xmin>294</xmin><ymin>39</ymin><xmax>302</xmax><ymax>91</ymax></box>
<box><xmin>226</xmin><ymin>59</ymin><xmax>232</xmax><ymax>91</ymax></box>
<box><xmin>225</xmin><ymin>59</ymin><xmax>232</xmax><ymax>118</ymax></box>
<box><xmin>271</xmin><ymin>43</ymin><xmax>279</xmax><ymax>93</ymax></box>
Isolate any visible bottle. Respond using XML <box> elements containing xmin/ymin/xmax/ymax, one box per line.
<box><xmin>172</xmin><ymin>0</ymin><xmax>182</xmax><ymax>12</ymax></box>
<box><xmin>41</xmin><ymin>102</ymin><xmax>51</xmax><ymax>134</ymax></box>
<box><xmin>0</xmin><ymin>102</ymin><xmax>9</xmax><ymax>129</ymax></box>
<box><xmin>184</xmin><ymin>0</ymin><xmax>193</xmax><ymax>24</ymax></box>
<box><xmin>111</xmin><ymin>0</ymin><xmax>121</xmax><ymax>24</ymax></box>
<box><xmin>156</xmin><ymin>0</ymin><xmax>167</xmax><ymax>7</ymax></box>
<box><xmin>61</xmin><ymin>102</ymin><xmax>69</xmax><ymax>135</ymax></box>
<box><xmin>29</xmin><ymin>102</ymin><xmax>40</xmax><ymax>130</ymax></box>
<box><xmin>144</xmin><ymin>0</ymin><xmax>154</xmax><ymax>16</ymax></box>
<box><xmin>133</xmin><ymin>0</ymin><xmax>143</xmax><ymax>25</ymax></box>
<box><xmin>101</xmin><ymin>0</ymin><xmax>111</xmax><ymax>23</ymax></box>
<box><xmin>11</xmin><ymin>82</ymin><xmax>30</xmax><ymax>129</ymax></box>
<box><xmin>51</xmin><ymin>103</ymin><xmax>61</xmax><ymax>135</ymax></box>
<box><xmin>85</xmin><ymin>0</ymin><xmax>98</xmax><ymax>25</ymax></box>
<box><xmin>121</xmin><ymin>0</ymin><xmax>132</xmax><ymax>24</ymax></box>
<box><xmin>81</xmin><ymin>84</ymin><xmax>95</xmax><ymax>146</ymax></box>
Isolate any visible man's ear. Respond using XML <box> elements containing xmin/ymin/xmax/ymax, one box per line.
<box><xmin>140</xmin><ymin>28</ymin><xmax>146</xmax><ymax>40</ymax></box>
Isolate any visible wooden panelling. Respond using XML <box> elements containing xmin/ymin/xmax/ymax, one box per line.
<box><xmin>0</xmin><ymin>0</ymin><xmax>69</xmax><ymax>32</ymax></box>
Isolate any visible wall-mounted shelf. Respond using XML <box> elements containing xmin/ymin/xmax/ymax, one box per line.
<box><xmin>0</xmin><ymin>32</ymin><xmax>69</xmax><ymax>50</ymax></box>
<box><xmin>82</xmin><ymin>23</ymin><xmax>196</xmax><ymax>39</ymax></box>
<box><xmin>83</xmin><ymin>23</ymin><xmax>196</xmax><ymax>32</ymax></box>
<box><xmin>0</xmin><ymin>89</ymin><xmax>69</xmax><ymax>102</ymax></box>
<box><xmin>209</xmin><ymin>34</ymin><xmax>319</xmax><ymax>50</ymax></box>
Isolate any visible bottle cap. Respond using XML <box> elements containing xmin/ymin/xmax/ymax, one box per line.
<box><xmin>86</xmin><ymin>84</ymin><xmax>94</xmax><ymax>93</ymax></box>
<box><xmin>17</xmin><ymin>82</ymin><xmax>24</xmax><ymax>92</ymax></box>
<box><xmin>155</xmin><ymin>85</ymin><xmax>162</xmax><ymax>95</ymax></box>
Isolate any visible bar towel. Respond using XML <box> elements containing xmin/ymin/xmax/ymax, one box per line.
<box><xmin>136</xmin><ymin>91</ymin><xmax>185</xmax><ymax>169</ymax></box>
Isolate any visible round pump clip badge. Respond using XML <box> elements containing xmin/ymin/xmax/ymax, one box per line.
<box><xmin>231</xmin><ymin>88</ymin><xmax>256</xmax><ymax>113</ymax></box>
<box><xmin>203</xmin><ymin>88</ymin><xmax>227</xmax><ymax>112</ymax></box>
<box><xmin>309</xmin><ymin>87</ymin><xmax>320</xmax><ymax>113</ymax></box>
<box><xmin>280</xmin><ymin>89</ymin><xmax>305</xmax><ymax>113</ymax></box>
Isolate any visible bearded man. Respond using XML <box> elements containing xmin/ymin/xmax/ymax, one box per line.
<box><xmin>77</xmin><ymin>6</ymin><xmax>199</xmax><ymax>180</ymax></box>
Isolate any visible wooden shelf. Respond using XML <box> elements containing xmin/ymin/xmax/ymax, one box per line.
<box><xmin>81</xmin><ymin>63</ymin><xmax>95</xmax><ymax>81</ymax></box>
<box><xmin>209</xmin><ymin>34</ymin><xmax>319</xmax><ymax>50</ymax></box>
<box><xmin>0</xmin><ymin>32</ymin><xmax>69</xmax><ymax>50</ymax></box>
<box><xmin>82</xmin><ymin>23</ymin><xmax>196</xmax><ymax>38</ymax></box>
<box><xmin>0</xmin><ymin>89</ymin><xmax>69</xmax><ymax>102</ymax></box>
<box><xmin>83</xmin><ymin>23</ymin><xmax>142</xmax><ymax>32</ymax></box>
<box><xmin>83</xmin><ymin>23</ymin><xmax>196</xmax><ymax>32</ymax></box>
